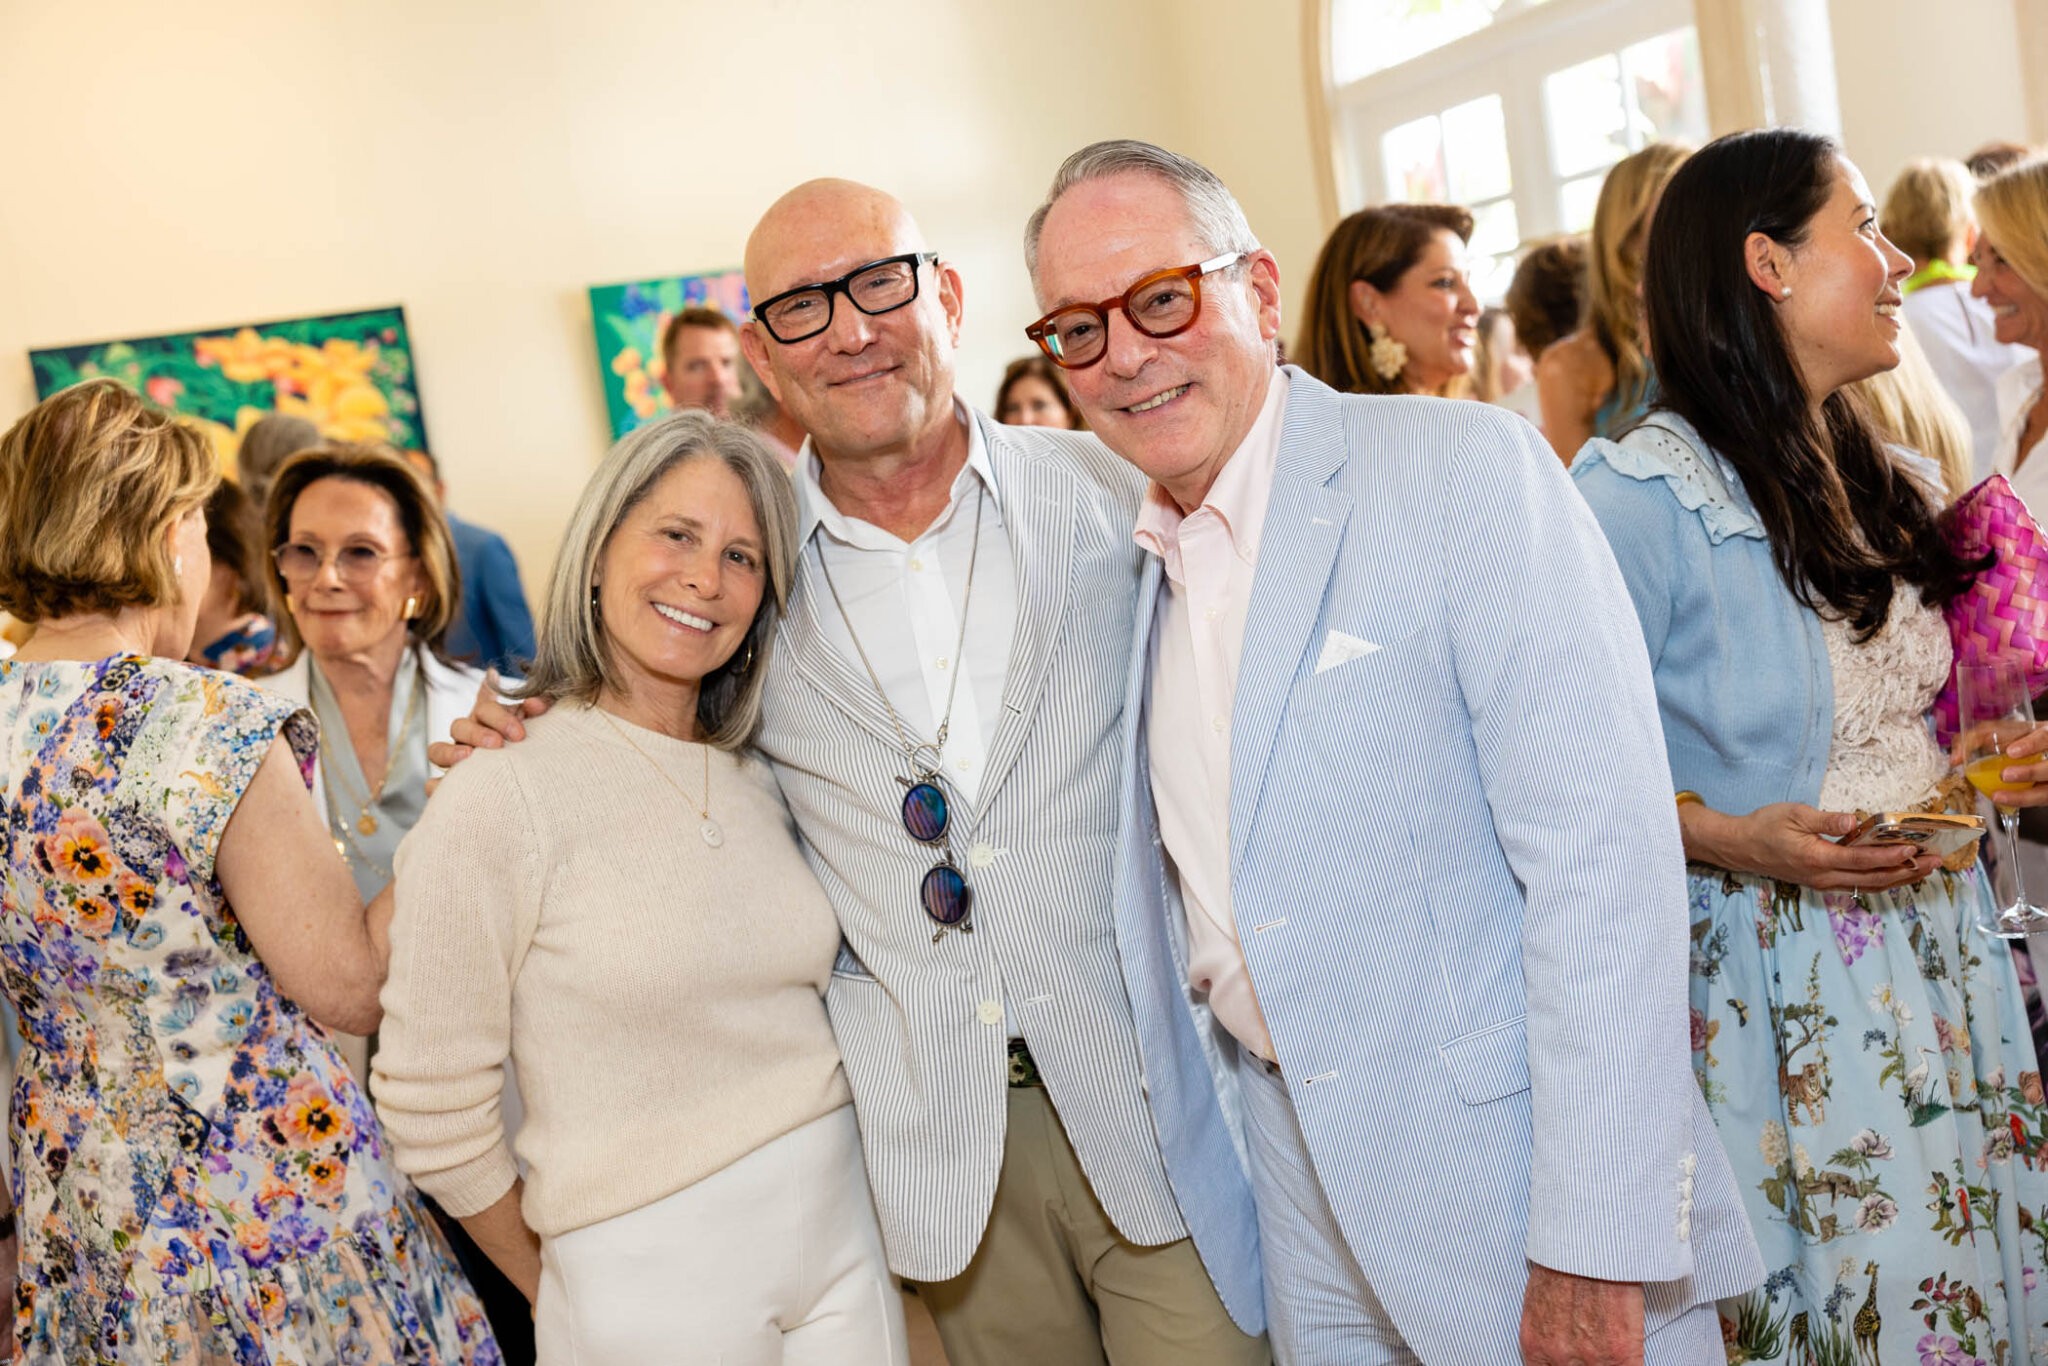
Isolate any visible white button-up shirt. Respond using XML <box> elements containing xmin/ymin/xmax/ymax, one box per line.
<box><xmin>795</xmin><ymin>403</ymin><xmax>1016</xmax><ymax>809</ymax></box>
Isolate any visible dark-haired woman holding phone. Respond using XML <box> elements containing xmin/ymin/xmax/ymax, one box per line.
<box><xmin>1574</xmin><ymin>128</ymin><xmax>2048</xmax><ymax>1363</ymax></box>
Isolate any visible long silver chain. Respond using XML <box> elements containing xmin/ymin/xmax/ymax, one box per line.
<box><xmin>814</xmin><ymin>480</ymin><xmax>986</xmax><ymax>779</ymax></box>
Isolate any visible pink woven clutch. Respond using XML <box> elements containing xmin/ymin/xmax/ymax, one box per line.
<box><xmin>1934</xmin><ymin>474</ymin><xmax>2048</xmax><ymax>745</ymax></box>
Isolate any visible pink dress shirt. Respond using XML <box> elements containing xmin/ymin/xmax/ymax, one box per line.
<box><xmin>1133</xmin><ymin>369</ymin><xmax>1288</xmax><ymax>1062</ymax></box>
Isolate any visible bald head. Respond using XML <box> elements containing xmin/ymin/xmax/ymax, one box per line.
<box><xmin>744</xmin><ymin>179</ymin><xmax>926</xmax><ymax>300</ymax></box>
<box><xmin>738</xmin><ymin>178</ymin><xmax>965</xmax><ymax>470</ymax></box>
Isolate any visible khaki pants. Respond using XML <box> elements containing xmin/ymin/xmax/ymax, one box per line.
<box><xmin>912</xmin><ymin>1086</ymin><xmax>1269</xmax><ymax>1366</ymax></box>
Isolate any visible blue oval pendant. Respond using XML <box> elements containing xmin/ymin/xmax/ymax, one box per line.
<box><xmin>921</xmin><ymin>864</ymin><xmax>971</xmax><ymax>925</ymax></box>
<box><xmin>902</xmin><ymin>782</ymin><xmax>949</xmax><ymax>844</ymax></box>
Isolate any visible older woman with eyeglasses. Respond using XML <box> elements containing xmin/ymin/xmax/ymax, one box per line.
<box><xmin>372</xmin><ymin>411</ymin><xmax>904</xmax><ymax>1365</ymax></box>
<box><xmin>260</xmin><ymin>445</ymin><xmax>487</xmax><ymax>987</ymax></box>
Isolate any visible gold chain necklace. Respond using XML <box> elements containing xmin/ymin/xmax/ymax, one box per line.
<box><xmin>316</xmin><ymin>667</ymin><xmax>424</xmax><ymax>838</ymax></box>
<box><xmin>597</xmin><ymin>707</ymin><xmax>723</xmax><ymax>848</ymax></box>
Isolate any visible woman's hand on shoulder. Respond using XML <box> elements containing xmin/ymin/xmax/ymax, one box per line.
<box><xmin>1683</xmin><ymin>800</ymin><xmax>1940</xmax><ymax>890</ymax></box>
<box><xmin>426</xmin><ymin>670</ymin><xmax>552</xmax><ymax>771</ymax></box>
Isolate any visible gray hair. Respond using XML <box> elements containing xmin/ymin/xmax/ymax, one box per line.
<box><xmin>514</xmin><ymin>410</ymin><xmax>797</xmax><ymax>753</ymax></box>
<box><xmin>1024</xmin><ymin>140</ymin><xmax>1260</xmax><ymax>286</ymax></box>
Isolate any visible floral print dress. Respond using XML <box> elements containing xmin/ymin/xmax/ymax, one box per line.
<box><xmin>0</xmin><ymin>655</ymin><xmax>497</xmax><ymax>1365</ymax></box>
<box><xmin>1706</xmin><ymin>592</ymin><xmax>2048</xmax><ymax>1366</ymax></box>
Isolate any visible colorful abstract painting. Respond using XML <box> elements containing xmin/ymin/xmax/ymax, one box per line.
<box><xmin>29</xmin><ymin>306</ymin><xmax>425</xmax><ymax>466</ymax></box>
<box><xmin>588</xmin><ymin>269</ymin><xmax>750</xmax><ymax>438</ymax></box>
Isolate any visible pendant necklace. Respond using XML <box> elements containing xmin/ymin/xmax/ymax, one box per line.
<box><xmin>316</xmin><ymin>662</ymin><xmax>424</xmax><ymax>839</ymax></box>
<box><xmin>815</xmin><ymin>481</ymin><xmax>985</xmax><ymax>938</ymax></box>
<box><xmin>598</xmin><ymin>708</ymin><xmax>723</xmax><ymax>847</ymax></box>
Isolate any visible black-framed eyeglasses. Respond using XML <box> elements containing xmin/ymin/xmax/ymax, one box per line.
<box><xmin>900</xmin><ymin>775</ymin><xmax>972</xmax><ymax>940</ymax></box>
<box><xmin>751</xmin><ymin>252</ymin><xmax>941</xmax><ymax>344</ymax></box>
<box><xmin>1025</xmin><ymin>251</ymin><xmax>1246</xmax><ymax>370</ymax></box>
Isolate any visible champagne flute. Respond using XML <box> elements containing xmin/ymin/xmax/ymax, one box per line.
<box><xmin>1958</xmin><ymin>660</ymin><xmax>2048</xmax><ymax>936</ymax></box>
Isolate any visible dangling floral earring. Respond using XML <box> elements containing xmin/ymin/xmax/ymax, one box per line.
<box><xmin>1367</xmin><ymin>322</ymin><xmax>1408</xmax><ymax>383</ymax></box>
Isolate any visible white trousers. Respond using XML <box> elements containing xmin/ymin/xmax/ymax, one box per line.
<box><xmin>534</xmin><ymin>1104</ymin><xmax>906</xmax><ymax>1366</ymax></box>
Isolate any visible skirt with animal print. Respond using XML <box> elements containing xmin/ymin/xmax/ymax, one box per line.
<box><xmin>1695</xmin><ymin>863</ymin><xmax>2048</xmax><ymax>1365</ymax></box>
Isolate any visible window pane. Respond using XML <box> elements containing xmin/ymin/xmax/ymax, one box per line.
<box><xmin>1559</xmin><ymin>173</ymin><xmax>1605</xmax><ymax>233</ymax></box>
<box><xmin>1469</xmin><ymin>198</ymin><xmax>1521</xmax><ymax>257</ymax></box>
<box><xmin>1543</xmin><ymin>53</ymin><xmax>1627</xmax><ymax>178</ymax></box>
<box><xmin>1621</xmin><ymin>27</ymin><xmax>1709</xmax><ymax>147</ymax></box>
<box><xmin>1467</xmin><ymin>199</ymin><xmax>1522</xmax><ymax>303</ymax></box>
<box><xmin>1441</xmin><ymin>95</ymin><xmax>1511</xmax><ymax>204</ymax></box>
<box><xmin>1383</xmin><ymin>114</ymin><xmax>1448</xmax><ymax>203</ymax></box>
<box><xmin>1331</xmin><ymin>0</ymin><xmax>1509</xmax><ymax>84</ymax></box>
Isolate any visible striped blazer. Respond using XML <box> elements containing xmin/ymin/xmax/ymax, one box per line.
<box><xmin>1111</xmin><ymin>370</ymin><xmax>1763</xmax><ymax>1356</ymax></box>
<box><xmin>757</xmin><ymin>409</ymin><xmax>1187</xmax><ymax>1284</ymax></box>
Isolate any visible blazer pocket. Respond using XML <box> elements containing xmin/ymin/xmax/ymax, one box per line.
<box><xmin>1289</xmin><ymin>627</ymin><xmax>1427</xmax><ymax>723</ymax></box>
<box><xmin>1437</xmin><ymin>1015</ymin><xmax>1531</xmax><ymax>1105</ymax></box>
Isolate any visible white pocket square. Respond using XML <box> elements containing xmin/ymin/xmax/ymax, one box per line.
<box><xmin>1314</xmin><ymin>630</ymin><xmax>1380</xmax><ymax>675</ymax></box>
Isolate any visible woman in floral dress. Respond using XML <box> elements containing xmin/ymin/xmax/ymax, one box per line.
<box><xmin>1576</xmin><ymin>130</ymin><xmax>2048</xmax><ymax>1365</ymax></box>
<box><xmin>0</xmin><ymin>380</ymin><xmax>496</xmax><ymax>1364</ymax></box>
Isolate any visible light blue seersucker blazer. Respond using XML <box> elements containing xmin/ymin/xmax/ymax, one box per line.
<box><xmin>1110</xmin><ymin>368</ymin><xmax>1764</xmax><ymax>1357</ymax></box>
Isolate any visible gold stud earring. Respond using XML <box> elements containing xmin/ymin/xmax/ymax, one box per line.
<box><xmin>402</xmin><ymin>595</ymin><xmax>420</xmax><ymax>619</ymax></box>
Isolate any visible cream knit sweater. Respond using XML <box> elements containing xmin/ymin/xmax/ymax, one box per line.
<box><xmin>372</xmin><ymin>702</ymin><xmax>851</xmax><ymax>1237</ymax></box>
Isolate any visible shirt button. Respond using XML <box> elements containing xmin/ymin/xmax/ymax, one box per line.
<box><xmin>977</xmin><ymin>1000</ymin><xmax>1003</xmax><ymax>1026</ymax></box>
<box><xmin>935</xmin><ymin>656</ymin><xmax>949</xmax><ymax>670</ymax></box>
<box><xmin>1204</xmin><ymin>607</ymin><xmax>1220</xmax><ymax>622</ymax></box>
<box><xmin>910</xmin><ymin>558</ymin><xmax>924</xmax><ymax>572</ymax></box>
<box><xmin>968</xmin><ymin>841</ymin><xmax>1003</xmax><ymax>868</ymax></box>
<box><xmin>1211</xmin><ymin>716</ymin><xmax>1225</xmax><ymax>732</ymax></box>
<box><xmin>959</xmin><ymin>757</ymin><xmax>975</xmax><ymax>771</ymax></box>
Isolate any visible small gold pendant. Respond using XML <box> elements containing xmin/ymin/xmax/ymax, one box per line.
<box><xmin>357</xmin><ymin>813</ymin><xmax>379</xmax><ymax>837</ymax></box>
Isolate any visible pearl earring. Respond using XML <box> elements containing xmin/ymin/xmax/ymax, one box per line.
<box><xmin>1780</xmin><ymin>287</ymin><xmax>1793</xmax><ymax>298</ymax></box>
<box><xmin>172</xmin><ymin>555</ymin><xmax>183</xmax><ymax>575</ymax></box>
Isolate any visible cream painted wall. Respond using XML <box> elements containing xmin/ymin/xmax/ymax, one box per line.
<box><xmin>1164</xmin><ymin>0</ymin><xmax>1330</xmax><ymax>344</ymax></box>
<box><xmin>1826</xmin><ymin>0</ymin><xmax>2035</xmax><ymax>194</ymax></box>
<box><xmin>6</xmin><ymin>2</ymin><xmax>2033</xmax><ymax>598</ymax></box>
<box><xmin>0</xmin><ymin>0</ymin><xmax>1197</xmax><ymax>589</ymax></box>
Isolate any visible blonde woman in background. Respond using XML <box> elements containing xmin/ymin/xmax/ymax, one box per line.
<box><xmin>0</xmin><ymin>380</ymin><xmax>493</xmax><ymax>1364</ymax></box>
<box><xmin>1294</xmin><ymin>202</ymin><xmax>1479</xmax><ymax>397</ymax></box>
<box><xmin>1850</xmin><ymin>323</ymin><xmax>1976</xmax><ymax>502</ymax></box>
<box><xmin>1883</xmin><ymin>157</ymin><xmax>2029</xmax><ymax>480</ymax></box>
<box><xmin>1537</xmin><ymin>141</ymin><xmax>1691</xmax><ymax>461</ymax></box>
<box><xmin>1974</xmin><ymin>159</ymin><xmax>2048</xmax><ymax>513</ymax></box>
<box><xmin>374</xmin><ymin>411</ymin><xmax>905</xmax><ymax>1365</ymax></box>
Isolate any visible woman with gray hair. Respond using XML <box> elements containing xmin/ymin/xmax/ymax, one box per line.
<box><xmin>372</xmin><ymin>411</ymin><xmax>905</xmax><ymax>1364</ymax></box>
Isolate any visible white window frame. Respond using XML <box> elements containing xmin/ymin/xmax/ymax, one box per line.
<box><xmin>1330</xmin><ymin>0</ymin><xmax>1698</xmax><ymax>245</ymax></box>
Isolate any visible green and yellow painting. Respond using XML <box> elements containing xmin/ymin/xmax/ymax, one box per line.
<box><xmin>588</xmin><ymin>269</ymin><xmax>750</xmax><ymax>438</ymax></box>
<box><xmin>29</xmin><ymin>305</ymin><xmax>426</xmax><ymax>467</ymax></box>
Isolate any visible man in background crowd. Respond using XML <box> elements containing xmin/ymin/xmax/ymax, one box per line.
<box><xmin>660</xmin><ymin>305</ymin><xmax>746</xmax><ymax>418</ymax></box>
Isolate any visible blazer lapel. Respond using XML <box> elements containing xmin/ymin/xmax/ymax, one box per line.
<box><xmin>1229</xmin><ymin>373</ymin><xmax>1353</xmax><ymax>875</ymax></box>
<box><xmin>776</xmin><ymin>547</ymin><xmax>911</xmax><ymax>757</ymax></box>
<box><xmin>965</xmin><ymin>420</ymin><xmax>1075</xmax><ymax>824</ymax></box>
